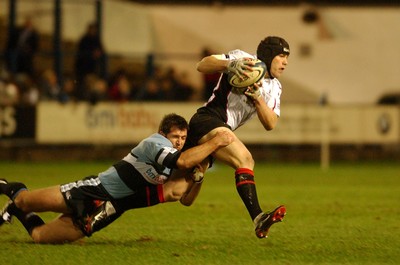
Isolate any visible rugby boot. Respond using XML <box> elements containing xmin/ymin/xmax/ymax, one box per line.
<box><xmin>254</xmin><ymin>205</ymin><xmax>286</xmax><ymax>238</ymax></box>
<box><xmin>0</xmin><ymin>179</ymin><xmax>27</xmax><ymax>199</ymax></box>
<box><xmin>0</xmin><ymin>179</ymin><xmax>8</xmax><ymax>195</ymax></box>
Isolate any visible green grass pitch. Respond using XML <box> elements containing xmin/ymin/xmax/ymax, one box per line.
<box><xmin>0</xmin><ymin>160</ymin><xmax>399</xmax><ymax>265</ymax></box>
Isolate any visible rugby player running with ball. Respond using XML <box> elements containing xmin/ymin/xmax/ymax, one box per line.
<box><xmin>184</xmin><ymin>36</ymin><xmax>290</xmax><ymax>238</ymax></box>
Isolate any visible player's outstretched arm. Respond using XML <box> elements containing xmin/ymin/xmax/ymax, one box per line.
<box><xmin>197</xmin><ymin>55</ymin><xmax>254</xmax><ymax>80</ymax></box>
<box><xmin>176</xmin><ymin>131</ymin><xmax>233</xmax><ymax>169</ymax></box>
<box><xmin>196</xmin><ymin>55</ymin><xmax>228</xmax><ymax>74</ymax></box>
<box><xmin>180</xmin><ymin>163</ymin><xmax>208</xmax><ymax>206</ymax></box>
<box><xmin>162</xmin><ymin>161</ymin><xmax>207</xmax><ymax>205</ymax></box>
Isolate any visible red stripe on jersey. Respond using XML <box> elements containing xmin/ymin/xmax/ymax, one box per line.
<box><xmin>146</xmin><ymin>186</ymin><xmax>151</xmax><ymax>206</ymax></box>
<box><xmin>157</xmin><ymin>184</ymin><xmax>165</xmax><ymax>203</ymax></box>
<box><xmin>93</xmin><ymin>200</ymin><xmax>103</xmax><ymax>207</ymax></box>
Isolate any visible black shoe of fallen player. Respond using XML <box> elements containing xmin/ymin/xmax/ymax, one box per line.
<box><xmin>0</xmin><ymin>179</ymin><xmax>27</xmax><ymax>199</ymax></box>
<box><xmin>0</xmin><ymin>200</ymin><xmax>13</xmax><ymax>226</ymax></box>
<box><xmin>0</xmin><ymin>179</ymin><xmax>8</xmax><ymax>195</ymax></box>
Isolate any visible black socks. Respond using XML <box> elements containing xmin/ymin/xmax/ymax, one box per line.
<box><xmin>0</xmin><ymin>180</ymin><xmax>28</xmax><ymax>200</ymax></box>
<box><xmin>0</xmin><ymin>180</ymin><xmax>44</xmax><ymax>235</ymax></box>
<box><xmin>7</xmin><ymin>202</ymin><xmax>45</xmax><ymax>235</ymax></box>
<box><xmin>235</xmin><ymin>168</ymin><xmax>262</xmax><ymax>220</ymax></box>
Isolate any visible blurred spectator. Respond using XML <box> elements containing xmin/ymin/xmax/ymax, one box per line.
<box><xmin>108</xmin><ymin>70</ymin><xmax>136</xmax><ymax>102</ymax></box>
<box><xmin>60</xmin><ymin>75</ymin><xmax>78</xmax><ymax>103</ymax></box>
<box><xmin>159</xmin><ymin>76</ymin><xmax>175</xmax><ymax>101</ymax></box>
<box><xmin>39</xmin><ymin>70</ymin><xmax>78</xmax><ymax>104</ymax></box>
<box><xmin>200</xmin><ymin>47</ymin><xmax>220</xmax><ymax>101</ymax></box>
<box><xmin>0</xmin><ymin>76</ymin><xmax>19</xmax><ymax>106</ymax></box>
<box><xmin>136</xmin><ymin>65</ymin><xmax>195</xmax><ymax>102</ymax></box>
<box><xmin>17</xmin><ymin>74</ymin><xmax>39</xmax><ymax>106</ymax></box>
<box><xmin>174</xmin><ymin>71</ymin><xmax>194</xmax><ymax>101</ymax></box>
<box><xmin>23</xmin><ymin>85</ymin><xmax>40</xmax><ymax>106</ymax></box>
<box><xmin>39</xmin><ymin>69</ymin><xmax>63</xmax><ymax>101</ymax></box>
<box><xmin>74</xmin><ymin>22</ymin><xmax>105</xmax><ymax>100</ymax></box>
<box><xmin>151</xmin><ymin>66</ymin><xmax>194</xmax><ymax>101</ymax></box>
<box><xmin>161</xmin><ymin>66</ymin><xmax>180</xmax><ymax>101</ymax></box>
<box><xmin>4</xmin><ymin>16</ymin><xmax>39</xmax><ymax>77</ymax></box>
<box><xmin>136</xmin><ymin>77</ymin><xmax>164</xmax><ymax>101</ymax></box>
<box><xmin>85</xmin><ymin>74</ymin><xmax>108</xmax><ymax>105</ymax></box>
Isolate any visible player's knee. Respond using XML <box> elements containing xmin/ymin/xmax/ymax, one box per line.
<box><xmin>31</xmin><ymin>226</ymin><xmax>75</xmax><ymax>244</ymax></box>
<box><xmin>31</xmin><ymin>227</ymin><xmax>47</xmax><ymax>244</ymax></box>
<box><xmin>13</xmin><ymin>191</ymin><xmax>29</xmax><ymax>212</ymax></box>
<box><xmin>239</xmin><ymin>152</ymin><xmax>255</xmax><ymax>168</ymax></box>
<box><xmin>246</xmin><ymin>155</ymin><xmax>255</xmax><ymax>167</ymax></box>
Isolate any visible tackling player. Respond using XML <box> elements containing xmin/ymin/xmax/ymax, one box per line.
<box><xmin>0</xmin><ymin>113</ymin><xmax>233</xmax><ymax>244</ymax></box>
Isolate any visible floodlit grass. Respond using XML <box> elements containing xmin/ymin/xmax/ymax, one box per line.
<box><xmin>0</xmin><ymin>161</ymin><xmax>399</xmax><ymax>265</ymax></box>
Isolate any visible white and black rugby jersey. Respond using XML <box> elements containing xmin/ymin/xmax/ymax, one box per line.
<box><xmin>98</xmin><ymin>133</ymin><xmax>180</xmax><ymax>198</ymax></box>
<box><xmin>203</xmin><ymin>49</ymin><xmax>282</xmax><ymax>131</ymax></box>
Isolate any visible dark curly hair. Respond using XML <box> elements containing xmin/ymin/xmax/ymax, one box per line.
<box><xmin>158</xmin><ymin>113</ymin><xmax>188</xmax><ymax>134</ymax></box>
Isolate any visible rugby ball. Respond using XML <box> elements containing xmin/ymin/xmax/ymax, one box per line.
<box><xmin>228</xmin><ymin>59</ymin><xmax>267</xmax><ymax>88</ymax></box>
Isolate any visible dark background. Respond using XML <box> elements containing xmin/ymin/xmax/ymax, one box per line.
<box><xmin>130</xmin><ymin>0</ymin><xmax>400</xmax><ymax>6</ymax></box>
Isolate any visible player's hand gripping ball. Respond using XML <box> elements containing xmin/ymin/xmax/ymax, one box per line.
<box><xmin>244</xmin><ymin>83</ymin><xmax>261</xmax><ymax>100</ymax></box>
<box><xmin>228</xmin><ymin>59</ymin><xmax>267</xmax><ymax>88</ymax></box>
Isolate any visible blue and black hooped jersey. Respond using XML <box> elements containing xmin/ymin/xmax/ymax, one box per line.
<box><xmin>98</xmin><ymin>133</ymin><xmax>181</xmax><ymax>199</ymax></box>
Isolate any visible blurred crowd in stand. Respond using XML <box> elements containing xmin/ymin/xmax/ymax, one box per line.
<box><xmin>1</xmin><ymin>20</ymin><xmax>212</xmax><ymax>107</ymax></box>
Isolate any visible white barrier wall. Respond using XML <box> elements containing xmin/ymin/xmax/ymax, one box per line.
<box><xmin>37</xmin><ymin>102</ymin><xmax>399</xmax><ymax>145</ymax></box>
<box><xmin>235</xmin><ymin>105</ymin><xmax>399</xmax><ymax>144</ymax></box>
<box><xmin>36</xmin><ymin>102</ymin><xmax>197</xmax><ymax>144</ymax></box>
